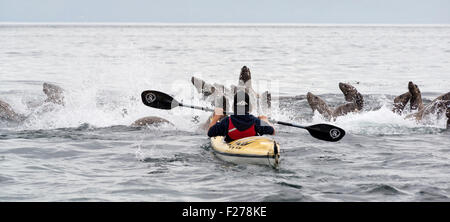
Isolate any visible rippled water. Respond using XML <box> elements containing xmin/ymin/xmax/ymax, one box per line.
<box><xmin>0</xmin><ymin>24</ymin><xmax>449</xmax><ymax>201</ymax></box>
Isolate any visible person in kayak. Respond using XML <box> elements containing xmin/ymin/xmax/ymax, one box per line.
<box><xmin>207</xmin><ymin>90</ymin><xmax>275</xmax><ymax>142</ymax></box>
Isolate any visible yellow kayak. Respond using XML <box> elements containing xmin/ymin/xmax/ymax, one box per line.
<box><xmin>210</xmin><ymin>136</ymin><xmax>280</xmax><ymax>167</ymax></box>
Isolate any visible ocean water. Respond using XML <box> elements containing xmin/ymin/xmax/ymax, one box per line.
<box><xmin>0</xmin><ymin>24</ymin><xmax>449</xmax><ymax>201</ymax></box>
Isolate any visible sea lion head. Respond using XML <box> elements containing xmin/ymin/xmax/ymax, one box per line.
<box><xmin>408</xmin><ymin>81</ymin><xmax>424</xmax><ymax>111</ymax></box>
<box><xmin>43</xmin><ymin>82</ymin><xmax>64</xmax><ymax>105</ymax></box>
<box><xmin>239</xmin><ymin>66</ymin><xmax>252</xmax><ymax>86</ymax></box>
<box><xmin>306</xmin><ymin>92</ymin><xmax>333</xmax><ymax>119</ymax></box>
<box><xmin>339</xmin><ymin>83</ymin><xmax>358</xmax><ymax>102</ymax></box>
<box><xmin>191</xmin><ymin>76</ymin><xmax>215</xmax><ymax>97</ymax></box>
<box><xmin>306</xmin><ymin>92</ymin><xmax>321</xmax><ymax>107</ymax></box>
<box><xmin>408</xmin><ymin>81</ymin><xmax>421</xmax><ymax>96</ymax></box>
<box><xmin>339</xmin><ymin>82</ymin><xmax>363</xmax><ymax>110</ymax></box>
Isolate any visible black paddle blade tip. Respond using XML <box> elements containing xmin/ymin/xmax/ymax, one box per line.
<box><xmin>307</xmin><ymin>124</ymin><xmax>346</xmax><ymax>142</ymax></box>
<box><xmin>328</xmin><ymin>127</ymin><xmax>345</xmax><ymax>142</ymax></box>
<box><xmin>141</xmin><ymin>90</ymin><xmax>179</xmax><ymax>110</ymax></box>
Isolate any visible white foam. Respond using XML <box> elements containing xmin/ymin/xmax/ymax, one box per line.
<box><xmin>331</xmin><ymin>106</ymin><xmax>447</xmax><ymax>135</ymax></box>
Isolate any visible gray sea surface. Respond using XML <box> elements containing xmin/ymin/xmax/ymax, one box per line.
<box><xmin>0</xmin><ymin>24</ymin><xmax>449</xmax><ymax>201</ymax></box>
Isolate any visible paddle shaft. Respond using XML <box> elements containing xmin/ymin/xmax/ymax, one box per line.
<box><xmin>273</xmin><ymin>120</ymin><xmax>307</xmax><ymax>129</ymax></box>
<box><xmin>179</xmin><ymin>103</ymin><xmax>237</xmax><ymax>116</ymax></box>
<box><xmin>180</xmin><ymin>103</ymin><xmax>308</xmax><ymax>128</ymax></box>
<box><xmin>179</xmin><ymin>103</ymin><xmax>214</xmax><ymax>113</ymax></box>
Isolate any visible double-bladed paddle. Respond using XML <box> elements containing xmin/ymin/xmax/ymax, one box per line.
<box><xmin>141</xmin><ymin>90</ymin><xmax>346</xmax><ymax>142</ymax></box>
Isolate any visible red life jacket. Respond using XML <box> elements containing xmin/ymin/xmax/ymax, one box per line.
<box><xmin>227</xmin><ymin>116</ymin><xmax>257</xmax><ymax>140</ymax></box>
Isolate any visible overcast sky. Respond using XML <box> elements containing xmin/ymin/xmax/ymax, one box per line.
<box><xmin>1</xmin><ymin>0</ymin><xmax>449</xmax><ymax>23</ymax></box>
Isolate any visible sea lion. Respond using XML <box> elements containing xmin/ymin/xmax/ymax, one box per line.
<box><xmin>408</xmin><ymin>81</ymin><xmax>424</xmax><ymax>111</ymax></box>
<box><xmin>236</xmin><ymin>66</ymin><xmax>260</xmax><ymax>113</ymax></box>
<box><xmin>339</xmin><ymin>83</ymin><xmax>364</xmax><ymax>108</ymax></box>
<box><xmin>1</xmin><ymin>82</ymin><xmax>65</xmax><ymax>124</ymax></box>
<box><xmin>334</xmin><ymin>82</ymin><xmax>364</xmax><ymax>115</ymax></box>
<box><xmin>407</xmin><ymin>92</ymin><xmax>450</xmax><ymax>121</ymax></box>
<box><xmin>307</xmin><ymin>82</ymin><xmax>364</xmax><ymax>120</ymax></box>
<box><xmin>131</xmin><ymin>116</ymin><xmax>172</xmax><ymax>127</ymax></box>
<box><xmin>431</xmin><ymin>91</ymin><xmax>450</xmax><ymax>102</ymax></box>
<box><xmin>392</xmin><ymin>92</ymin><xmax>412</xmax><ymax>114</ymax></box>
<box><xmin>447</xmin><ymin>105</ymin><xmax>450</xmax><ymax>128</ymax></box>
<box><xmin>191</xmin><ymin>76</ymin><xmax>216</xmax><ymax>98</ymax></box>
<box><xmin>190</xmin><ymin>66</ymin><xmax>271</xmax><ymax>115</ymax></box>
<box><xmin>235</xmin><ymin>66</ymin><xmax>272</xmax><ymax>113</ymax></box>
<box><xmin>392</xmin><ymin>81</ymin><xmax>423</xmax><ymax>114</ymax></box>
<box><xmin>43</xmin><ymin>82</ymin><xmax>65</xmax><ymax>105</ymax></box>
<box><xmin>306</xmin><ymin>92</ymin><xmax>333</xmax><ymax>120</ymax></box>
<box><xmin>238</xmin><ymin>65</ymin><xmax>253</xmax><ymax>89</ymax></box>
<box><xmin>392</xmin><ymin>82</ymin><xmax>449</xmax><ymax>127</ymax></box>
<box><xmin>0</xmin><ymin>100</ymin><xmax>26</xmax><ymax>122</ymax></box>
<box><xmin>332</xmin><ymin>102</ymin><xmax>362</xmax><ymax>117</ymax></box>
<box><xmin>190</xmin><ymin>77</ymin><xmax>235</xmax><ymax>106</ymax></box>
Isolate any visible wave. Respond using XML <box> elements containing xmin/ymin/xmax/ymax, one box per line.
<box><xmin>359</xmin><ymin>184</ymin><xmax>405</xmax><ymax>196</ymax></box>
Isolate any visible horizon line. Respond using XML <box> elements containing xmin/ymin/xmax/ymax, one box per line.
<box><xmin>1</xmin><ymin>22</ymin><xmax>450</xmax><ymax>27</ymax></box>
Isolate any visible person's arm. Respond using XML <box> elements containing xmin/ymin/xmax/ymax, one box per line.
<box><xmin>207</xmin><ymin>108</ymin><xmax>226</xmax><ymax>137</ymax></box>
<box><xmin>208</xmin><ymin>108</ymin><xmax>224</xmax><ymax>130</ymax></box>
<box><xmin>257</xmin><ymin>115</ymin><xmax>275</xmax><ymax>135</ymax></box>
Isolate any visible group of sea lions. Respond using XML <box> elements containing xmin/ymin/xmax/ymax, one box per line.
<box><xmin>307</xmin><ymin>80</ymin><xmax>450</xmax><ymax>128</ymax></box>
<box><xmin>2</xmin><ymin>67</ymin><xmax>449</xmax><ymax>130</ymax></box>
<box><xmin>190</xmin><ymin>66</ymin><xmax>272</xmax><ymax>129</ymax></box>
<box><xmin>392</xmin><ymin>82</ymin><xmax>450</xmax><ymax>124</ymax></box>
<box><xmin>190</xmin><ymin>66</ymin><xmax>449</xmax><ymax>129</ymax></box>
<box><xmin>191</xmin><ymin>66</ymin><xmax>272</xmax><ymax>114</ymax></box>
<box><xmin>0</xmin><ymin>82</ymin><xmax>170</xmax><ymax>128</ymax></box>
<box><xmin>306</xmin><ymin>82</ymin><xmax>364</xmax><ymax>121</ymax></box>
<box><xmin>1</xmin><ymin>83</ymin><xmax>64</xmax><ymax>123</ymax></box>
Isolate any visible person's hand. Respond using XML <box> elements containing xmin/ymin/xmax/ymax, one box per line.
<box><xmin>208</xmin><ymin>108</ymin><xmax>225</xmax><ymax>130</ymax></box>
<box><xmin>258</xmin><ymin>115</ymin><xmax>275</xmax><ymax>135</ymax></box>
<box><xmin>258</xmin><ymin>115</ymin><xmax>268</xmax><ymax>121</ymax></box>
<box><xmin>214</xmin><ymin>107</ymin><xmax>224</xmax><ymax>116</ymax></box>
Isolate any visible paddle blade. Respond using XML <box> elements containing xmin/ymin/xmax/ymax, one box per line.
<box><xmin>141</xmin><ymin>90</ymin><xmax>180</xmax><ymax>110</ymax></box>
<box><xmin>305</xmin><ymin>124</ymin><xmax>346</xmax><ymax>142</ymax></box>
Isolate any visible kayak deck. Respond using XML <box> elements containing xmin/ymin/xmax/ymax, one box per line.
<box><xmin>210</xmin><ymin>136</ymin><xmax>280</xmax><ymax>167</ymax></box>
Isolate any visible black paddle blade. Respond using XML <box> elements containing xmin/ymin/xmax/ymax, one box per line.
<box><xmin>141</xmin><ymin>90</ymin><xmax>179</xmax><ymax>110</ymax></box>
<box><xmin>306</xmin><ymin>124</ymin><xmax>346</xmax><ymax>142</ymax></box>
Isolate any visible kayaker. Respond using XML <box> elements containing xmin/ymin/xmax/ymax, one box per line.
<box><xmin>207</xmin><ymin>90</ymin><xmax>275</xmax><ymax>142</ymax></box>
